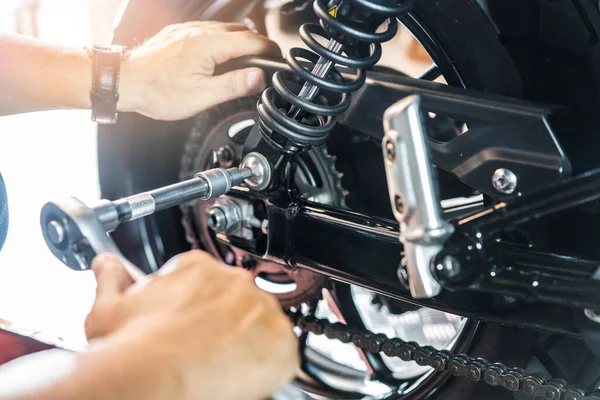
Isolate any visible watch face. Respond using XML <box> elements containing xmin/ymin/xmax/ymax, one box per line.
<box><xmin>100</xmin><ymin>70</ymin><xmax>115</xmax><ymax>91</ymax></box>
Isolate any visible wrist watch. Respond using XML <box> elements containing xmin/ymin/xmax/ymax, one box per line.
<box><xmin>87</xmin><ymin>45</ymin><xmax>128</xmax><ymax>124</ymax></box>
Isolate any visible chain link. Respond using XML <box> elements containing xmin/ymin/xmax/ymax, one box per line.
<box><xmin>289</xmin><ymin>312</ymin><xmax>600</xmax><ymax>400</ymax></box>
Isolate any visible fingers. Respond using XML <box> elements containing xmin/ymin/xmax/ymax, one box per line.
<box><xmin>158</xmin><ymin>250</ymin><xmax>223</xmax><ymax>276</ymax></box>
<box><xmin>85</xmin><ymin>254</ymin><xmax>134</xmax><ymax>340</ymax></box>
<box><xmin>200</xmin><ymin>67</ymin><xmax>266</xmax><ymax>107</ymax></box>
<box><xmin>92</xmin><ymin>254</ymin><xmax>134</xmax><ymax>299</ymax></box>
<box><xmin>207</xmin><ymin>31</ymin><xmax>281</xmax><ymax>66</ymax></box>
<box><xmin>212</xmin><ymin>22</ymin><xmax>254</xmax><ymax>32</ymax></box>
<box><xmin>155</xmin><ymin>21</ymin><xmax>251</xmax><ymax>39</ymax></box>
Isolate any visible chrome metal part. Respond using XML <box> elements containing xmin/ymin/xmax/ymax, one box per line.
<box><xmin>241</xmin><ymin>152</ymin><xmax>272</xmax><ymax>191</ymax></box>
<box><xmin>492</xmin><ymin>168</ymin><xmax>518</xmax><ymax>195</ymax></box>
<box><xmin>41</xmin><ymin>198</ymin><xmax>148</xmax><ymax>282</ymax></box>
<box><xmin>127</xmin><ymin>192</ymin><xmax>156</xmax><ymax>220</ymax></box>
<box><xmin>46</xmin><ymin>220</ymin><xmax>65</xmax><ymax>245</ymax></box>
<box><xmin>41</xmin><ymin>167</ymin><xmax>252</xmax><ymax>279</ymax></box>
<box><xmin>207</xmin><ymin>207</ymin><xmax>228</xmax><ymax>231</ymax></box>
<box><xmin>206</xmin><ymin>198</ymin><xmax>242</xmax><ymax>235</ymax></box>
<box><xmin>196</xmin><ymin>167</ymin><xmax>252</xmax><ymax>200</ymax></box>
<box><xmin>207</xmin><ymin>196</ymin><xmax>255</xmax><ymax>240</ymax></box>
<box><xmin>287</xmin><ymin>39</ymin><xmax>344</xmax><ymax>120</ymax></box>
<box><xmin>382</xmin><ymin>95</ymin><xmax>454</xmax><ymax>299</ymax></box>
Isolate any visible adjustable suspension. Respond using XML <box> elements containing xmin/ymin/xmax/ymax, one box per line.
<box><xmin>242</xmin><ymin>0</ymin><xmax>414</xmax><ymax>189</ymax></box>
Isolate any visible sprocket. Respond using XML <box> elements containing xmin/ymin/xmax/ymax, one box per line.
<box><xmin>179</xmin><ymin>97</ymin><xmax>346</xmax><ymax>308</ymax></box>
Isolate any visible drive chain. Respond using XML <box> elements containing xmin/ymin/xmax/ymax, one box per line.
<box><xmin>289</xmin><ymin>312</ymin><xmax>600</xmax><ymax>400</ymax></box>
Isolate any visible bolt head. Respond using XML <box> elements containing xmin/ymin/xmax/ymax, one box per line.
<box><xmin>384</xmin><ymin>139</ymin><xmax>396</xmax><ymax>162</ymax></box>
<box><xmin>207</xmin><ymin>207</ymin><xmax>227</xmax><ymax>231</ymax></box>
<box><xmin>491</xmin><ymin>168</ymin><xmax>518</xmax><ymax>195</ymax></box>
<box><xmin>215</xmin><ymin>145</ymin><xmax>235</xmax><ymax>168</ymax></box>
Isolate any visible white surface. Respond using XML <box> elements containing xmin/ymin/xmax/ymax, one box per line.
<box><xmin>0</xmin><ymin>0</ymin><xmax>121</xmax><ymax>347</ymax></box>
<box><xmin>0</xmin><ymin>112</ymin><xmax>99</xmax><ymax>346</ymax></box>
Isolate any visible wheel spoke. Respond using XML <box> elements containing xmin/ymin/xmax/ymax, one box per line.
<box><xmin>322</xmin><ymin>285</ymin><xmax>394</xmax><ymax>380</ymax></box>
<box><xmin>418</xmin><ymin>64</ymin><xmax>441</xmax><ymax>81</ymax></box>
<box><xmin>533</xmin><ymin>342</ymin><xmax>569</xmax><ymax>380</ymax></box>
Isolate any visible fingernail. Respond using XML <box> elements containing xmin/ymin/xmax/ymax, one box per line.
<box><xmin>246</xmin><ymin>69</ymin><xmax>265</xmax><ymax>93</ymax></box>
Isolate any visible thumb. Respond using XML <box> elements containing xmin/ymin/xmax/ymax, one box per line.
<box><xmin>85</xmin><ymin>254</ymin><xmax>133</xmax><ymax>340</ymax></box>
<box><xmin>92</xmin><ymin>253</ymin><xmax>134</xmax><ymax>298</ymax></box>
<box><xmin>201</xmin><ymin>67</ymin><xmax>266</xmax><ymax>107</ymax></box>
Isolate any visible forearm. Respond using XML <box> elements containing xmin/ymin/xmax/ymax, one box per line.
<box><xmin>0</xmin><ymin>337</ymin><xmax>179</xmax><ymax>400</ymax></box>
<box><xmin>0</xmin><ymin>32</ymin><xmax>140</xmax><ymax>116</ymax></box>
<box><xmin>0</xmin><ymin>32</ymin><xmax>91</xmax><ymax>115</ymax></box>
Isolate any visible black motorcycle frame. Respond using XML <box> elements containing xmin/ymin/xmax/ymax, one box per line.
<box><xmin>214</xmin><ymin>57</ymin><xmax>600</xmax><ymax>337</ymax></box>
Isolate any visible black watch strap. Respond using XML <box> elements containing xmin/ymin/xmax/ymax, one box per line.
<box><xmin>88</xmin><ymin>45</ymin><xmax>127</xmax><ymax>124</ymax></box>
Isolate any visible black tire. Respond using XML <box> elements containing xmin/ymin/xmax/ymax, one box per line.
<box><xmin>98</xmin><ymin>0</ymin><xmax>600</xmax><ymax>398</ymax></box>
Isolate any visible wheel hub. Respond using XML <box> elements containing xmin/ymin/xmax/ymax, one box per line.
<box><xmin>179</xmin><ymin>98</ymin><xmax>345</xmax><ymax>308</ymax></box>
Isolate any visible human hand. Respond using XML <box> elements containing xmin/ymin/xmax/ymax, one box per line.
<box><xmin>84</xmin><ymin>251</ymin><xmax>298</xmax><ymax>400</ymax></box>
<box><xmin>118</xmin><ymin>21</ymin><xmax>279</xmax><ymax>121</ymax></box>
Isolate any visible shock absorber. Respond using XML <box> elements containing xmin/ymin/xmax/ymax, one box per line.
<box><xmin>242</xmin><ymin>0</ymin><xmax>414</xmax><ymax>189</ymax></box>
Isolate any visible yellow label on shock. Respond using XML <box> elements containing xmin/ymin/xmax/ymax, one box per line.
<box><xmin>328</xmin><ymin>5</ymin><xmax>338</xmax><ymax>18</ymax></box>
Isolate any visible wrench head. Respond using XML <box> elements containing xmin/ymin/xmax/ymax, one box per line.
<box><xmin>40</xmin><ymin>198</ymin><xmax>99</xmax><ymax>271</ymax></box>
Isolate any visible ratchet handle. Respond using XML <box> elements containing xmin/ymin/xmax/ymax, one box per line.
<box><xmin>40</xmin><ymin>168</ymin><xmax>253</xmax><ymax>281</ymax></box>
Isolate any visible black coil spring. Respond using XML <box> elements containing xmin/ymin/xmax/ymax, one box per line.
<box><xmin>257</xmin><ymin>0</ymin><xmax>414</xmax><ymax>151</ymax></box>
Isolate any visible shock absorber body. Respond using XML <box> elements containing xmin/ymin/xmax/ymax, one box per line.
<box><xmin>242</xmin><ymin>0</ymin><xmax>414</xmax><ymax>190</ymax></box>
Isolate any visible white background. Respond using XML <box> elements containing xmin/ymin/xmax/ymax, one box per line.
<box><xmin>0</xmin><ymin>0</ymin><xmax>121</xmax><ymax>347</ymax></box>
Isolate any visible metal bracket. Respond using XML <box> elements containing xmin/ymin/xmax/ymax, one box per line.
<box><xmin>382</xmin><ymin>95</ymin><xmax>454</xmax><ymax>299</ymax></box>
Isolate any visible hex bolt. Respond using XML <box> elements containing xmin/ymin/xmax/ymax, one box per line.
<box><xmin>215</xmin><ymin>145</ymin><xmax>235</xmax><ymax>168</ymax></box>
<box><xmin>492</xmin><ymin>168</ymin><xmax>518</xmax><ymax>195</ymax></box>
<box><xmin>207</xmin><ymin>207</ymin><xmax>227</xmax><ymax>231</ymax></box>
